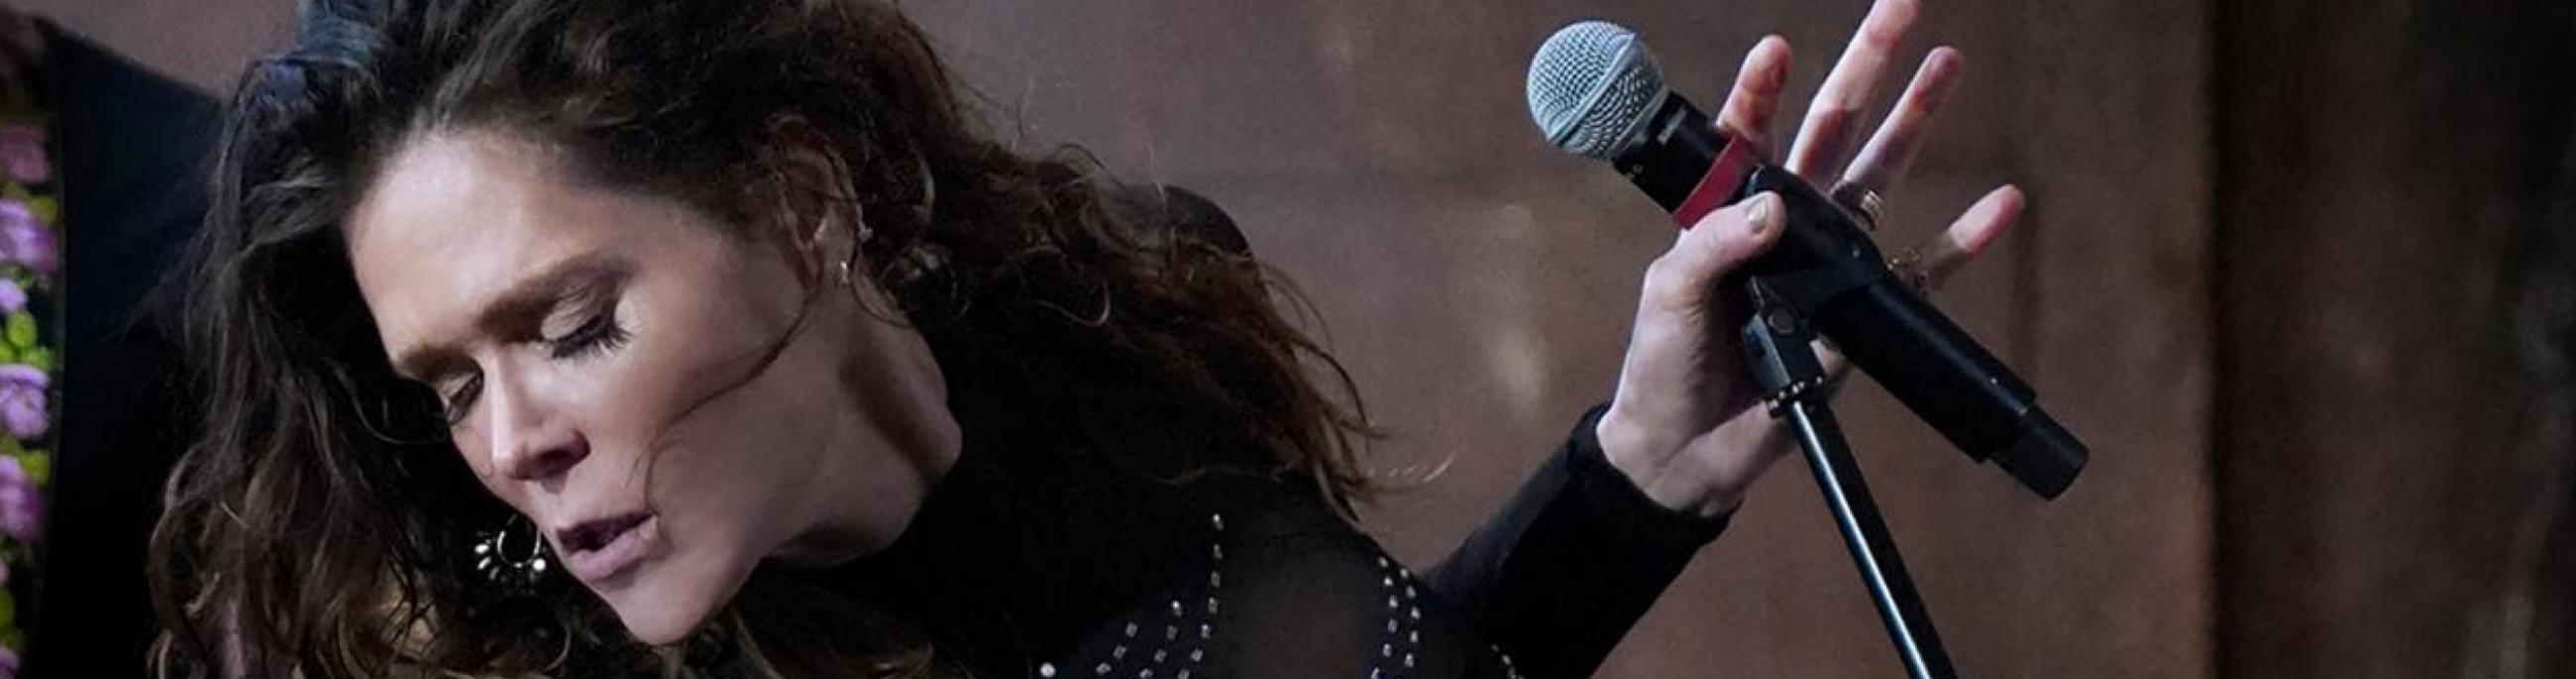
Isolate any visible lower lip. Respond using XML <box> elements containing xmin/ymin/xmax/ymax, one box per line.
<box><xmin>563</xmin><ymin>514</ymin><xmax>658</xmax><ymax>584</ymax></box>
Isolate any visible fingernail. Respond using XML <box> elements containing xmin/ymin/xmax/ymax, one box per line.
<box><xmin>1746</xmin><ymin>192</ymin><xmax>1777</xmax><ymax>235</ymax></box>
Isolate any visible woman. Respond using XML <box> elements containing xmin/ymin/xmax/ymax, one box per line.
<box><xmin>151</xmin><ymin>0</ymin><xmax>2016</xmax><ymax>676</ymax></box>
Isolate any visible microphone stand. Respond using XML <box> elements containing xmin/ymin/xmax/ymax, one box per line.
<box><xmin>1740</xmin><ymin>285</ymin><xmax>1960</xmax><ymax>679</ymax></box>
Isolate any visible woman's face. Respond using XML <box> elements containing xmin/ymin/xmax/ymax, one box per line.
<box><xmin>344</xmin><ymin>130</ymin><xmax>960</xmax><ymax>644</ymax></box>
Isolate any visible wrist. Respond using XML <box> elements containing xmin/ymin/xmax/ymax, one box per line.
<box><xmin>1596</xmin><ymin>406</ymin><xmax>1740</xmax><ymax>518</ymax></box>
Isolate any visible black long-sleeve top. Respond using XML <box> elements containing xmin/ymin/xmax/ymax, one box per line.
<box><xmin>831</xmin><ymin>188</ymin><xmax>1734</xmax><ymax>679</ymax></box>
<box><xmin>839</xmin><ymin>402</ymin><xmax>1726</xmax><ymax>679</ymax></box>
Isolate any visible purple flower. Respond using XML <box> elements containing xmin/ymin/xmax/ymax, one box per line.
<box><xmin>0</xmin><ymin>124</ymin><xmax>44</xmax><ymax>184</ymax></box>
<box><xmin>0</xmin><ymin>201</ymin><xmax>51</xmax><ymax>279</ymax></box>
<box><xmin>0</xmin><ymin>455</ymin><xmax>37</xmax><ymax>544</ymax></box>
<box><xmin>0</xmin><ymin>280</ymin><xmax>22</xmax><ymax>314</ymax></box>
<box><xmin>0</xmin><ymin>642</ymin><xmax>17</xmax><ymax>679</ymax></box>
<box><xmin>0</xmin><ymin>365</ymin><xmax>43</xmax><ymax>440</ymax></box>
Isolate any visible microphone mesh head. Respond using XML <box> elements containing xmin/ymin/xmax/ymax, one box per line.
<box><xmin>1526</xmin><ymin>21</ymin><xmax>1667</xmax><ymax>160</ymax></box>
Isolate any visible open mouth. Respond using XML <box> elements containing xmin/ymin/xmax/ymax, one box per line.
<box><xmin>554</xmin><ymin>511</ymin><xmax>656</xmax><ymax>583</ymax></box>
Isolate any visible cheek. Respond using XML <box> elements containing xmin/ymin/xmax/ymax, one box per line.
<box><xmin>626</xmin><ymin>343</ymin><xmax>842</xmax><ymax>536</ymax></box>
<box><xmin>587</xmin><ymin>277</ymin><xmax>840</xmax><ymax>549</ymax></box>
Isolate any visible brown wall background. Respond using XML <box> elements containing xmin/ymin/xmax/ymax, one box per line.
<box><xmin>26</xmin><ymin>0</ymin><xmax>2569</xmax><ymax>677</ymax></box>
<box><xmin>2215</xmin><ymin>1</ymin><xmax>2575</xmax><ymax>677</ymax></box>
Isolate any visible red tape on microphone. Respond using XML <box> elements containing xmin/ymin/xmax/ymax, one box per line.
<box><xmin>1671</xmin><ymin>138</ymin><xmax>1762</xmax><ymax>231</ymax></box>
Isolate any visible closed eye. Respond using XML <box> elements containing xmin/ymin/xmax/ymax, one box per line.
<box><xmin>396</xmin><ymin>254</ymin><xmax>637</xmax><ymax>428</ymax></box>
<box><xmin>427</xmin><ymin>301</ymin><xmax>621</xmax><ymax>427</ymax></box>
<box><xmin>439</xmin><ymin>371</ymin><xmax>483</xmax><ymax>427</ymax></box>
<box><xmin>546</xmin><ymin>300</ymin><xmax>631</xmax><ymax>361</ymax></box>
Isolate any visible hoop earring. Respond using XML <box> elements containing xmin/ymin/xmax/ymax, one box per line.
<box><xmin>838</xmin><ymin>216</ymin><xmax>879</xmax><ymax>286</ymax></box>
<box><xmin>473</xmin><ymin>515</ymin><xmax>550</xmax><ymax>593</ymax></box>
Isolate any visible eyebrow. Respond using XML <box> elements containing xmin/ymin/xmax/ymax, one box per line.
<box><xmin>392</xmin><ymin>252</ymin><xmax>635</xmax><ymax>382</ymax></box>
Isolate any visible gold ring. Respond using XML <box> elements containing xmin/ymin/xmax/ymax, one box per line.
<box><xmin>1829</xmin><ymin>181</ymin><xmax>1885</xmax><ymax>230</ymax></box>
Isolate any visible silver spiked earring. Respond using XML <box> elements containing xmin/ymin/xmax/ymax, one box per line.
<box><xmin>473</xmin><ymin>515</ymin><xmax>550</xmax><ymax>592</ymax></box>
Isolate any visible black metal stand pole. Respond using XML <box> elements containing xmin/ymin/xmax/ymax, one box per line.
<box><xmin>1742</xmin><ymin>300</ymin><xmax>1960</xmax><ymax>679</ymax></box>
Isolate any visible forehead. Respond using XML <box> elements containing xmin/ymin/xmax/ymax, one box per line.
<box><xmin>342</xmin><ymin>130</ymin><xmax>727</xmax><ymax>364</ymax></box>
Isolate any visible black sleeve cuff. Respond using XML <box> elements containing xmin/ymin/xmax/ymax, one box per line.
<box><xmin>1561</xmin><ymin>402</ymin><xmax>1736</xmax><ymax>549</ymax></box>
<box><xmin>1419</xmin><ymin>402</ymin><xmax>1735</xmax><ymax>679</ymax></box>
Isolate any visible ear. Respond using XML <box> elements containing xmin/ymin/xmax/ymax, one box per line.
<box><xmin>755</xmin><ymin>115</ymin><xmax>869</xmax><ymax>287</ymax></box>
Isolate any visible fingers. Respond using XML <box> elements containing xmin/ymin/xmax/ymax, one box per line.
<box><xmin>1604</xmin><ymin>192</ymin><xmax>1790</xmax><ymax>464</ymax></box>
<box><xmin>1828</xmin><ymin>184</ymin><xmax>2023</xmax><ymax>377</ymax></box>
<box><xmin>1784</xmin><ymin>0</ymin><xmax>1920</xmax><ymax>178</ymax></box>
<box><xmin>1715</xmin><ymin>36</ymin><xmax>1794</xmax><ymax>152</ymax></box>
<box><xmin>1917</xmin><ymin>184</ymin><xmax>2024</xmax><ymax>288</ymax></box>
<box><xmin>1840</xmin><ymin>47</ymin><xmax>1963</xmax><ymax>193</ymax></box>
<box><xmin>1814</xmin><ymin>337</ymin><xmax>1852</xmax><ymax>382</ymax></box>
<box><xmin>1645</xmin><ymin>192</ymin><xmax>1787</xmax><ymax>314</ymax></box>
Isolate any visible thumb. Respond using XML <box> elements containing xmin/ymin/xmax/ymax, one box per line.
<box><xmin>1647</xmin><ymin>192</ymin><xmax>1788</xmax><ymax>313</ymax></box>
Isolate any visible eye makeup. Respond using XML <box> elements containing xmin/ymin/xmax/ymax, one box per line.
<box><xmin>433</xmin><ymin>267</ymin><xmax>637</xmax><ymax>427</ymax></box>
<box><xmin>544</xmin><ymin>289</ymin><xmax>633</xmax><ymax>362</ymax></box>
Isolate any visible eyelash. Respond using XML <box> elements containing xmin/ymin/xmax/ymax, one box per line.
<box><xmin>440</xmin><ymin>376</ymin><xmax>481</xmax><ymax>427</ymax></box>
<box><xmin>436</xmin><ymin>304</ymin><xmax>631</xmax><ymax>426</ymax></box>
<box><xmin>548</xmin><ymin>304</ymin><xmax>634</xmax><ymax>361</ymax></box>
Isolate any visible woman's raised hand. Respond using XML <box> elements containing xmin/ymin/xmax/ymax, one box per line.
<box><xmin>1595</xmin><ymin>0</ymin><xmax>2026</xmax><ymax>517</ymax></box>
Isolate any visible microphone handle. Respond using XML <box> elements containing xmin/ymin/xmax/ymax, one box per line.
<box><xmin>1800</xmin><ymin>254</ymin><xmax>2089</xmax><ymax>499</ymax></box>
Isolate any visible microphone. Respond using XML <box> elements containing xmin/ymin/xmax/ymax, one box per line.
<box><xmin>1526</xmin><ymin>21</ymin><xmax>2088</xmax><ymax>499</ymax></box>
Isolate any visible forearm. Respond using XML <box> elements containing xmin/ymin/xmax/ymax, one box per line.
<box><xmin>1422</xmin><ymin>403</ymin><xmax>1731</xmax><ymax>679</ymax></box>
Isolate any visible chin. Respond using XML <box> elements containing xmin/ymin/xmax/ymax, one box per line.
<box><xmin>606</xmin><ymin>593</ymin><xmax>718</xmax><ymax>645</ymax></box>
<box><xmin>590</xmin><ymin>537</ymin><xmax>761</xmax><ymax>645</ymax></box>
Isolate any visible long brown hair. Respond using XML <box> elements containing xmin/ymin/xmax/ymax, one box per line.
<box><xmin>150</xmin><ymin>0</ymin><xmax>1375</xmax><ymax>675</ymax></box>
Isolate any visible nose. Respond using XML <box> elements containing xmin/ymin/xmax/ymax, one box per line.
<box><xmin>484</xmin><ymin>368</ymin><xmax>589</xmax><ymax>483</ymax></box>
